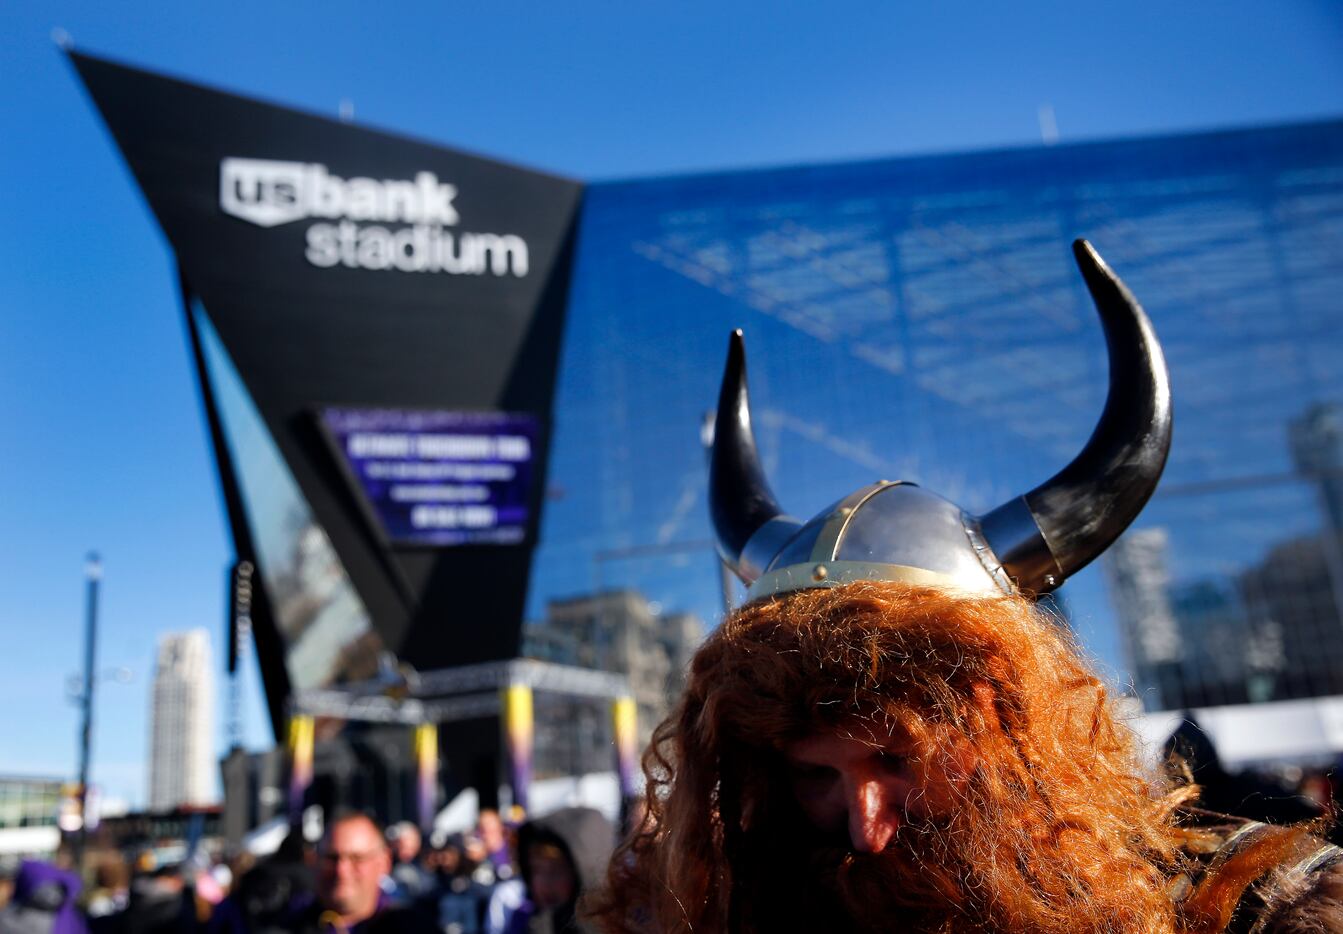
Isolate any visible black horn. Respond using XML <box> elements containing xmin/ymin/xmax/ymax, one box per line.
<box><xmin>980</xmin><ymin>239</ymin><xmax>1172</xmax><ymax>594</ymax></box>
<box><xmin>710</xmin><ymin>331</ymin><xmax>800</xmax><ymax>583</ymax></box>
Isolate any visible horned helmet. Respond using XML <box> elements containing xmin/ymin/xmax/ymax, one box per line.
<box><xmin>710</xmin><ymin>240</ymin><xmax>1172</xmax><ymax>601</ymax></box>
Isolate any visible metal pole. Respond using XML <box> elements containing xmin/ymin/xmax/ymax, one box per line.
<box><xmin>75</xmin><ymin>552</ymin><xmax>101</xmax><ymax>866</ymax></box>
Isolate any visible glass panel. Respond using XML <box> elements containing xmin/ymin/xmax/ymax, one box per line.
<box><xmin>531</xmin><ymin>122</ymin><xmax>1343</xmax><ymax>715</ymax></box>
<box><xmin>195</xmin><ymin>304</ymin><xmax>387</xmax><ymax>691</ymax></box>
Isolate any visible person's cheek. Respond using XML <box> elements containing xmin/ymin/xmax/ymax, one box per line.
<box><xmin>798</xmin><ymin>780</ymin><xmax>848</xmax><ymax>832</ymax></box>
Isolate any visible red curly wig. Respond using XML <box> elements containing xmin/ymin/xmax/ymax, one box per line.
<box><xmin>588</xmin><ymin>582</ymin><xmax>1319</xmax><ymax>934</ymax></box>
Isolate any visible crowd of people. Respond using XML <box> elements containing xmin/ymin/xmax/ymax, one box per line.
<box><xmin>1</xmin><ymin>742</ymin><xmax>1337</xmax><ymax>934</ymax></box>
<box><xmin>0</xmin><ymin>805</ymin><xmax>617</xmax><ymax>934</ymax></box>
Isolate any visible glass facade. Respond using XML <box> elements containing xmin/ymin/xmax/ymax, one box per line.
<box><xmin>195</xmin><ymin>305</ymin><xmax>388</xmax><ymax>694</ymax></box>
<box><xmin>530</xmin><ymin>118</ymin><xmax>1343</xmax><ymax>713</ymax></box>
<box><xmin>0</xmin><ymin>777</ymin><xmax>61</xmax><ymax>830</ymax></box>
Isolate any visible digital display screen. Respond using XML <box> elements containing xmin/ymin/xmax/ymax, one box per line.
<box><xmin>320</xmin><ymin>407</ymin><xmax>538</xmax><ymax>546</ymax></box>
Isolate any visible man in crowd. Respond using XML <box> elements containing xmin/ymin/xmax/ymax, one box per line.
<box><xmin>594</xmin><ymin>242</ymin><xmax>1342</xmax><ymax>933</ymax></box>
<box><xmin>385</xmin><ymin>821</ymin><xmax>434</xmax><ymax>903</ymax></box>
<box><xmin>476</xmin><ymin>810</ymin><xmax>513</xmax><ymax>878</ymax></box>
<box><xmin>282</xmin><ymin>811</ymin><xmax>435</xmax><ymax>933</ymax></box>
<box><xmin>426</xmin><ymin>833</ymin><xmax>493</xmax><ymax>934</ymax></box>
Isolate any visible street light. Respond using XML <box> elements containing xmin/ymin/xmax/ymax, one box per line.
<box><xmin>73</xmin><ymin>551</ymin><xmax>101</xmax><ymax>866</ymax></box>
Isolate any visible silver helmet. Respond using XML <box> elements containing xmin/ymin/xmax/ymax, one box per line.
<box><xmin>710</xmin><ymin>239</ymin><xmax>1172</xmax><ymax>601</ymax></box>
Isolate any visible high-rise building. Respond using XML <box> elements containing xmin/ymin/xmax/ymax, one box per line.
<box><xmin>0</xmin><ymin>775</ymin><xmax>63</xmax><ymax>860</ymax></box>
<box><xmin>1166</xmin><ymin>579</ymin><xmax>1255</xmax><ymax>707</ymax></box>
<box><xmin>1103</xmin><ymin>529</ymin><xmax>1183</xmax><ymax>708</ymax></box>
<box><xmin>1290</xmin><ymin>402</ymin><xmax>1343</xmax><ymax>535</ymax></box>
<box><xmin>1103</xmin><ymin>396</ymin><xmax>1343</xmax><ymax>712</ymax></box>
<box><xmin>523</xmin><ymin>591</ymin><xmax>704</xmax><ymax>776</ymax></box>
<box><xmin>148</xmin><ymin>630</ymin><xmax>215</xmax><ymax>811</ymax></box>
<box><xmin>1240</xmin><ymin>533</ymin><xmax>1342</xmax><ymax>700</ymax></box>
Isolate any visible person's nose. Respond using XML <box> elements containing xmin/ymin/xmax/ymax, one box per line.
<box><xmin>846</xmin><ymin>773</ymin><xmax>899</xmax><ymax>854</ymax></box>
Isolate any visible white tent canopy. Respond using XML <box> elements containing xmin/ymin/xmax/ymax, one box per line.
<box><xmin>1134</xmin><ymin>694</ymin><xmax>1343</xmax><ymax>769</ymax></box>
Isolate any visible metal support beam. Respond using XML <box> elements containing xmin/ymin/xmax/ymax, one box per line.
<box><xmin>292</xmin><ymin>690</ymin><xmax>504</xmax><ymax>724</ymax></box>
<box><xmin>297</xmin><ymin>658</ymin><xmax>631</xmax><ymax>713</ymax></box>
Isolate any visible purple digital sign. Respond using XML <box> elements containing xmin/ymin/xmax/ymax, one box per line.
<box><xmin>320</xmin><ymin>408</ymin><xmax>538</xmax><ymax>546</ymax></box>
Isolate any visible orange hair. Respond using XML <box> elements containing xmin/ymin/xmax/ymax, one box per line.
<box><xmin>588</xmin><ymin>582</ymin><xmax>1315</xmax><ymax>933</ymax></box>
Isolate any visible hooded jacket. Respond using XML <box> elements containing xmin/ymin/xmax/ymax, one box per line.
<box><xmin>509</xmin><ymin>807</ymin><xmax>615</xmax><ymax>934</ymax></box>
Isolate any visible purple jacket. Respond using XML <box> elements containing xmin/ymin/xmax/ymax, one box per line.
<box><xmin>0</xmin><ymin>861</ymin><xmax>89</xmax><ymax>934</ymax></box>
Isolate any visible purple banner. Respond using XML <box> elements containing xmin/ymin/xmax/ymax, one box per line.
<box><xmin>321</xmin><ymin>407</ymin><xmax>537</xmax><ymax>546</ymax></box>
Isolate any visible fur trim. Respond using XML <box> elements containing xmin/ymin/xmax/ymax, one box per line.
<box><xmin>1263</xmin><ymin>858</ymin><xmax>1343</xmax><ymax>933</ymax></box>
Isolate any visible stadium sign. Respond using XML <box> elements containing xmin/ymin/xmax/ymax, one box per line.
<box><xmin>220</xmin><ymin>158</ymin><xmax>529</xmax><ymax>275</ymax></box>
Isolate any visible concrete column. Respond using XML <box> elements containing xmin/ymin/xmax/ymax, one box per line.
<box><xmin>286</xmin><ymin>713</ymin><xmax>315</xmax><ymax>824</ymax></box>
<box><xmin>612</xmin><ymin>695</ymin><xmax>640</xmax><ymax>806</ymax></box>
<box><xmin>413</xmin><ymin>722</ymin><xmax>438</xmax><ymax>832</ymax></box>
<box><xmin>501</xmin><ymin>683</ymin><xmax>534</xmax><ymax>815</ymax></box>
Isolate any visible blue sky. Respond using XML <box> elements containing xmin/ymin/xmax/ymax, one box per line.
<box><xmin>1</xmin><ymin>0</ymin><xmax>1339</xmax><ymax>807</ymax></box>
